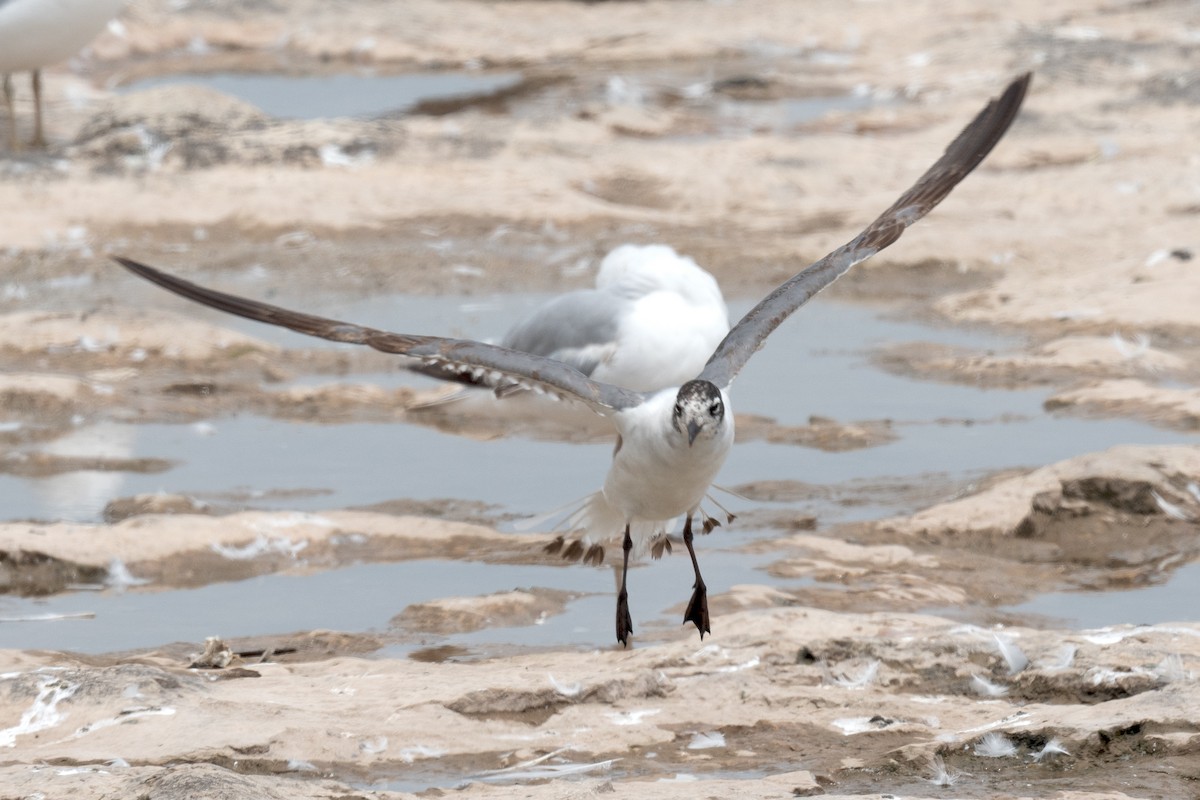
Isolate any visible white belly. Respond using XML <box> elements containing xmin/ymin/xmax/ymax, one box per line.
<box><xmin>0</xmin><ymin>0</ymin><xmax>126</xmax><ymax>72</ymax></box>
<box><xmin>602</xmin><ymin>390</ymin><xmax>734</xmax><ymax>524</ymax></box>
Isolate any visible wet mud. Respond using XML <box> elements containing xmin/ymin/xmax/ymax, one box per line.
<box><xmin>2</xmin><ymin>0</ymin><xmax>1200</xmax><ymax>798</ymax></box>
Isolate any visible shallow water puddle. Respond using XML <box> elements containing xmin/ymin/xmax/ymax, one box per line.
<box><xmin>115</xmin><ymin>58</ymin><xmax>876</xmax><ymax>135</ymax></box>
<box><xmin>1</xmin><ymin>295</ymin><xmax>1196</xmax><ymax>652</ymax></box>
<box><xmin>711</xmin><ymin>92</ymin><xmax>874</xmax><ymax>135</ymax></box>
<box><xmin>1006</xmin><ymin>560</ymin><xmax>1200</xmax><ymax>629</ymax></box>
<box><xmin>118</xmin><ymin>70</ymin><xmax>524</xmax><ymax>120</ymax></box>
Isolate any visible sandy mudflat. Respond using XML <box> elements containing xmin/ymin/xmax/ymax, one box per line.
<box><xmin>2</xmin><ymin>0</ymin><xmax>1200</xmax><ymax>797</ymax></box>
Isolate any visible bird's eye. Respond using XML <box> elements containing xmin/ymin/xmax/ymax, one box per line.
<box><xmin>709</xmin><ymin>400</ymin><xmax>723</xmax><ymax>417</ymax></box>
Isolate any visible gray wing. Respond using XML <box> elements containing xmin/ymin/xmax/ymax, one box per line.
<box><xmin>699</xmin><ymin>73</ymin><xmax>1032</xmax><ymax>390</ymax></box>
<box><xmin>501</xmin><ymin>289</ymin><xmax>624</xmax><ymax>376</ymax></box>
<box><xmin>112</xmin><ymin>257</ymin><xmax>647</xmax><ymax>416</ymax></box>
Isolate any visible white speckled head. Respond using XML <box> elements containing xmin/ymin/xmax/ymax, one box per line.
<box><xmin>671</xmin><ymin>379</ymin><xmax>727</xmax><ymax>446</ymax></box>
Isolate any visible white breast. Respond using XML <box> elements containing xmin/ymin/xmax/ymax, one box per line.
<box><xmin>0</xmin><ymin>0</ymin><xmax>127</xmax><ymax>72</ymax></box>
<box><xmin>602</xmin><ymin>388</ymin><xmax>734</xmax><ymax>526</ymax></box>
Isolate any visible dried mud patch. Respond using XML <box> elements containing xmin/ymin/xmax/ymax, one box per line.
<box><xmin>0</xmin><ymin>452</ymin><xmax>172</xmax><ymax>479</ymax></box>
<box><xmin>0</xmin><ymin>511</ymin><xmax>545</xmax><ymax>594</ymax></box>
<box><xmin>73</xmin><ymin>84</ymin><xmax>404</xmax><ymax>173</ymax></box>
<box><xmin>394</xmin><ymin>588</ymin><xmax>576</xmax><ymax>636</ymax></box>
<box><xmin>4</xmin><ymin>607</ymin><xmax>1200</xmax><ymax>797</ymax></box>
<box><xmin>1046</xmin><ymin>378</ymin><xmax>1200</xmax><ymax>431</ymax></box>
<box><xmin>749</xmin><ymin>447</ymin><xmax>1200</xmax><ymax>618</ymax></box>
<box><xmin>822</xmin><ymin>258</ymin><xmax>1002</xmax><ymax>306</ymax></box>
<box><xmin>0</xmin><ymin>550</ymin><xmax>108</xmax><ymax>596</ymax></box>
<box><xmin>875</xmin><ymin>335</ymin><xmax>1198</xmax><ymax>408</ymax></box>
<box><xmin>735</xmin><ymin>414</ymin><xmax>897</xmax><ymax>452</ymax></box>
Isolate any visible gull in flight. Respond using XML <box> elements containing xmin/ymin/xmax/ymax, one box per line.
<box><xmin>0</xmin><ymin>0</ymin><xmax>126</xmax><ymax>149</ymax></box>
<box><xmin>115</xmin><ymin>73</ymin><xmax>1030</xmax><ymax>646</ymax></box>
<box><xmin>410</xmin><ymin>242</ymin><xmax>729</xmax><ymax>435</ymax></box>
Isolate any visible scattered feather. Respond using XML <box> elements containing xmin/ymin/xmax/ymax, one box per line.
<box><xmin>479</xmin><ymin>746</ymin><xmax>617</xmax><ymax>782</ymax></box>
<box><xmin>715</xmin><ymin>656</ymin><xmax>760</xmax><ymax>674</ymax></box>
<box><xmin>1153</xmin><ymin>490</ymin><xmax>1191</xmax><ymax>521</ymax></box>
<box><xmin>1040</xmin><ymin>644</ymin><xmax>1077</xmax><ymax>671</ymax></box>
<box><xmin>689</xmin><ymin>643</ymin><xmax>725</xmax><ymax>661</ymax></box>
<box><xmin>481</xmin><ymin>760</ymin><xmax>615</xmax><ymax>781</ymax></box>
<box><xmin>1086</xmin><ymin>666</ymin><xmax>1153</xmax><ymax>686</ymax></box>
<box><xmin>1110</xmin><ymin>331</ymin><xmax>1150</xmax><ymax>360</ymax></box>
<box><xmin>975</xmin><ymin>732</ymin><xmax>1017</xmax><ymax>758</ymax></box>
<box><xmin>319</xmin><ymin>143</ymin><xmax>373</xmax><ymax>169</ymax></box>
<box><xmin>211</xmin><ymin>534</ymin><xmax>308</xmax><ymax>560</ymax></box>
<box><xmin>65</xmin><ymin>706</ymin><xmax>175</xmax><ymax>740</ymax></box>
<box><xmin>687</xmin><ymin>731</ymin><xmax>725</xmax><ymax>750</ymax></box>
<box><xmin>970</xmin><ymin>674</ymin><xmax>1008</xmax><ymax>697</ymax></box>
<box><xmin>1052</xmin><ymin>307</ymin><xmax>1101</xmax><ymax>321</ymax></box>
<box><xmin>820</xmin><ymin>659</ymin><xmax>880</xmax><ymax>689</ymax></box>
<box><xmin>358</xmin><ymin>735</ymin><xmax>388</xmax><ymax>755</ymax></box>
<box><xmin>105</xmin><ymin>558</ymin><xmax>150</xmax><ymax>591</ymax></box>
<box><xmin>606</xmin><ymin>709</ymin><xmax>661</xmax><ymax>726</ymax></box>
<box><xmin>1154</xmin><ymin>653</ymin><xmax>1192</xmax><ymax>682</ymax></box>
<box><xmin>1144</xmin><ymin>248</ymin><xmax>1171</xmax><ymax>268</ymax></box>
<box><xmin>1083</xmin><ymin>629</ymin><xmax>1126</xmax><ymax>645</ymax></box>
<box><xmin>1031</xmin><ymin>738</ymin><xmax>1069</xmax><ymax>761</ymax></box>
<box><xmin>548</xmin><ymin>674</ymin><xmax>581</xmax><ymax>697</ymax></box>
<box><xmin>994</xmin><ymin>634</ymin><xmax>1029</xmax><ymax>675</ymax></box>
<box><xmin>398</xmin><ymin>745</ymin><xmax>445</xmax><ymax>763</ymax></box>
<box><xmin>830</xmin><ymin>714</ymin><xmax>878</xmax><ymax>734</ymax></box>
<box><xmin>924</xmin><ymin>754</ymin><xmax>961</xmax><ymax>786</ymax></box>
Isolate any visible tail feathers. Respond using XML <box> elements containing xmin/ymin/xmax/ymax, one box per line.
<box><xmin>541</xmin><ymin>491</ymin><xmax>673</xmax><ymax>565</ymax></box>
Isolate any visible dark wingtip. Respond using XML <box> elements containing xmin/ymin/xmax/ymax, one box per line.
<box><xmin>112</xmin><ymin>255</ymin><xmax>149</xmax><ymax>277</ymax></box>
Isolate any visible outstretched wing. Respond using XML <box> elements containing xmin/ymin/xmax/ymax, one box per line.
<box><xmin>699</xmin><ymin>73</ymin><xmax>1031</xmax><ymax>390</ymax></box>
<box><xmin>112</xmin><ymin>257</ymin><xmax>647</xmax><ymax>416</ymax></box>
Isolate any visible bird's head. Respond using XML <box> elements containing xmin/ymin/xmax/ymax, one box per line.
<box><xmin>672</xmin><ymin>379</ymin><xmax>726</xmax><ymax>446</ymax></box>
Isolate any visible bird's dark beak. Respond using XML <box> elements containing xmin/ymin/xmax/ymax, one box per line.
<box><xmin>687</xmin><ymin>420</ymin><xmax>702</xmax><ymax>445</ymax></box>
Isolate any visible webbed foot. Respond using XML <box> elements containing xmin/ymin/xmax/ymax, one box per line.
<box><xmin>616</xmin><ymin>588</ymin><xmax>634</xmax><ymax>647</ymax></box>
<box><xmin>683</xmin><ymin>581</ymin><xmax>710</xmax><ymax>638</ymax></box>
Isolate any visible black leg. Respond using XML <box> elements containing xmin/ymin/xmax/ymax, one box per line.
<box><xmin>3</xmin><ymin>74</ymin><xmax>16</xmax><ymax>152</ymax></box>
<box><xmin>31</xmin><ymin>70</ymin><xmax>44</xmax><ymax>148</ymax></box>
<box><xmin>615</xmin><ymin>524</ymin><xmax>634</xmax><ymax>646</ymax></box>
<box><xmin>681</xmin><ymin>515</ymin><xmax>711</xmax><ymax>638</ymax></box>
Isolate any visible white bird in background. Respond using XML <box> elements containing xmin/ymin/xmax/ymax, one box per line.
<box><xmin>0</xmin><ymin>0</ymin><xmax>127</xmax><ymax>149</ymax></box>
<box><xmin>116</xmin><ymin>73</ymin><xmax>1031</xmax><ymax>646</ymax></box>
<box><xmin>410</xmin><ymin>243</ymin><xmax>730</xmax><ymax>435</ymax></box>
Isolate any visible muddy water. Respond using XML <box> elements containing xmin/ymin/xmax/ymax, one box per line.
<box><xmin>112</xmin><ymin>57</ymin><xmax>876</xmax><ymax>137</ymax></box>
<box><xmin>0</xmin><ymin>294</ymin><xmax>1193</xmax><ymax>655</ymax></box>
<box><xmin>118</xmin><ymin>70</ymin><xmax>524</xmax><ymax>120</ymax></box>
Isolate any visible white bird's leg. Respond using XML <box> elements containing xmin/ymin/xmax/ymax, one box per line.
<box><xmin>616</xmin><ymin>524</ymin><xmax>634</xmax><ymax>646</ymax></box>
<box><xmin>681</xmin><ymin>515</ymin><xmax>711</xmax><ymax>638</ymax></box>
<box><xmin>31</xmin><ymin>70</ymin><xmax>45</xmax><ymax>148</ymax></box>
<box><xmin>2</xmin><ymin>74</ymin><xmax>17</xmax><ymax>152</ymax></box>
